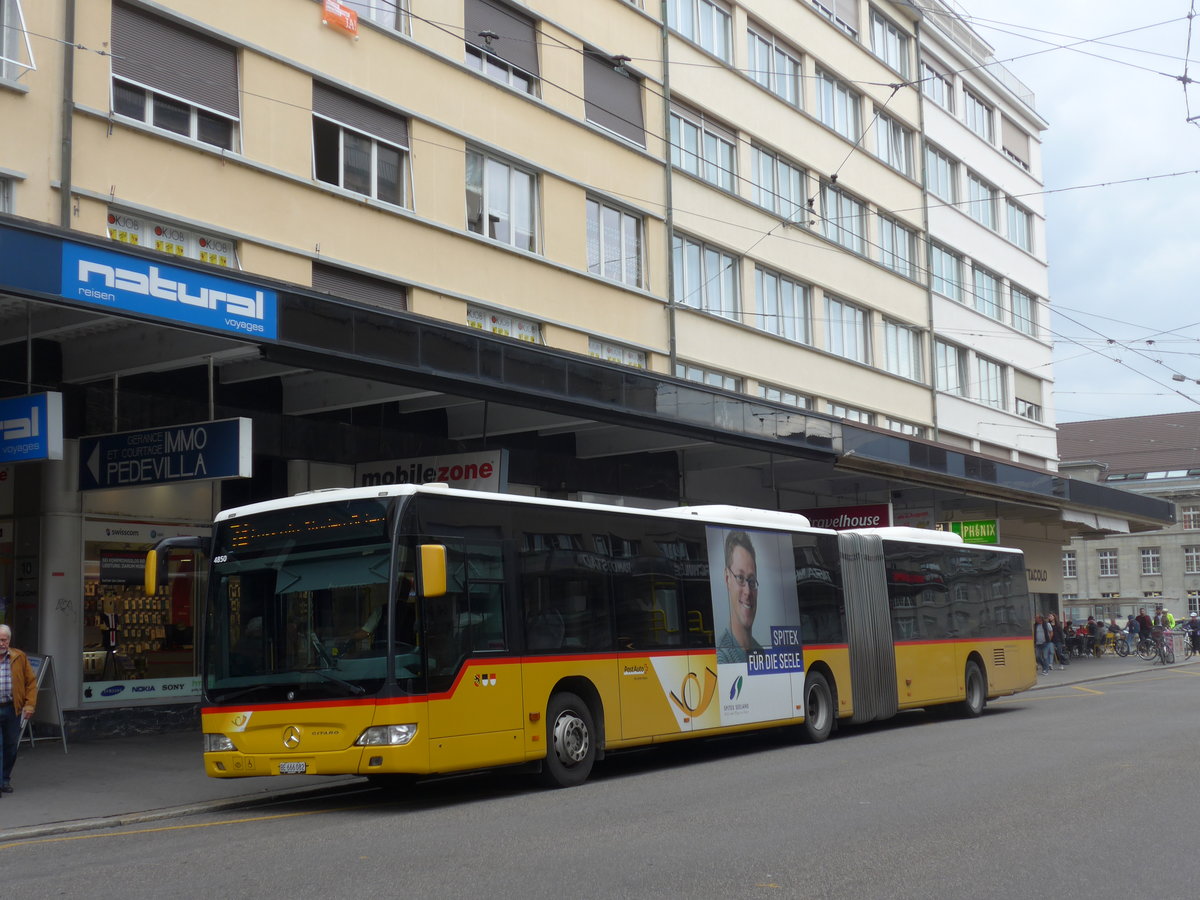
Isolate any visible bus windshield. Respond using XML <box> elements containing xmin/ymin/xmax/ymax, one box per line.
<box><xmin>203</xmin><ymin>497</ymin><xmax>418</xmax><ymax>704</ymax></box>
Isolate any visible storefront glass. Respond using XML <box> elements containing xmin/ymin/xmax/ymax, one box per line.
<box><xmin>82</xmin><ymin>520</ymin><xmax>209</xmax><ymax>703</ymax></box>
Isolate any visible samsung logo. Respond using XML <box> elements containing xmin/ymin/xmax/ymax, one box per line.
<box><xmin>76</xmin><ymin>260</ymin><xmax>267</xmax><ymax>321</ymax></box>
<box><xmin>101</xmin><ymin>685</ymin><xmax>126</xmax><ymax>697</ymax></box>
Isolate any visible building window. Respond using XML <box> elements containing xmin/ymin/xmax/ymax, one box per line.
<box><xmin>920</xmin><ymin>58</ymin><xmax>953</xmax><ymax>112</ymax></box>
<box><xmin>930</xmin><ymin>244</ymin><xmax>962</xmax><ymax>302</ymax></box>
<box><xmin>963</xmin><ymin>87</ymin><xmax>993</xmax><ymax>142</ymax></box>
<box><xmin>1142</xmin><ymin>591</ymin><xmax>1161</xmax><ymax>599</ymax></box>
<box><xmin>886</xmin><ymin>418</ymin><xmax>926</xmax><ymax>437</ymax></box>
<box><xmin>976</xmin><ymin>356</ymin><xmax>1006</xmax><ymax>409</ymax></box>
<box><xmin>1183</xmin><ymin>505</ymin><xmax>1200</xmax><ymax>529</ymax></box>
<box><xmin>966</xmin><ymin>172</ymin><xmax>997</xmax><ymax>229</ymax></box>
<box><xmin>0</xmin><ymin>176</ymin><xmax>11</xmax><ymax>214</ymax></box>
<box><xmin>1189</xmin><ymin>590</ymin><xmax>1200</xmax><ymax>614</ymax></box>
<box><xmin>878</xmin><ymin>214</ymin><xmax>916</xmax><ymax>278</ymax></box>
<box><xmin>676</xmin><ymin>362</ymin><xmax>740</xmax><ymax>392</ymax></box>
<box><xmin>1185</xmin><ymin>546</ymin><xmax>1200</xmax><ymax>574</ymax></box>
<box><xmin>1063</xmin><ymin>551</ymin><xmax>1077</xmax><ymax>579</ymax></box>
<box><xmin>1141</xmin><ymin>547</ymin><xmax>1161</xmax><ymax>576</ymax></box>
<box><xmin>746</xmin><ymin>26</ymin><xmax>801</xmax><ymax>106</ymax></box>
<box><xmin>925</xmin><ymin>145</ymin><xmax>957</xmax><ymax>204</ymax></box>
<box><xmin>344</xmin><ymin>0</ymin><xmax>409</xmax><ymax>31</ymax></box>
<box><xmin>312</xmin><ymin>83</ymin><xmax>409</xmax><ymax>207</ymax></box>
<box><xmin>829</xmin><ymin>403</ymin><xmax>874</xmax><ymax>425</ymax></box>
<box><xmin>757</xmin><ymin>384</ymin><xmax>809</xmax><ymax>409</ymax></box>
<box><xmin>754</xmin><ymin>266</ymin><xmax>809</xmax><ymax>343</ymax></box>
<box><xmin>1098</xmin><ymin>549</ymin><xmax>1118</xmax><ymax>577</ymax></box>
<box><xmin>883</xmin><ymin>320</ymin><xmax>922</xmax><ymax>381</ymax></box>
<box><xmin>466</xmin><ymin>150</ymin><xmax>538</xmax><ymax>251</ymax></box>
<box><xmin>876</xmin><ymin>111</ymin><xmax>913</xmax><ymax>176</ymax></box>
<box><xmin>468</xmin><ymin>305</ymin><xmax>541</xmax><ymax>342</ymax></box>
<box><xmin>464</xmin><ymin>0</ymin><xmax>539</xmax><ymax>94</ymax></box>
<box><xmin>672</xmin><ymin>234</ymin><xmax>739</xmax><ymax>318</ymax></box>
<box><xmin>583</xmin><ymin>49</ymin><xmax>645</xmax><ymax>145</ymax></box>
<box><xmin>589</xmin><ymin>338</ymin><xmax>646</xmax><ymax>369</ymax></box>
<box><xmin>110</xmin><ymin>2</ymin><xmax>239</xmax><ymax>150</ymax></box>
<box><xmin>587</xmin><ymin>198</ymin><xmax>643</xmax><ymax>287</ymax></box>
<box><xmin>870</xmin><ymin>10</ymin><xmax>910</xmax><ymax>76</ymax></box>
<box><xmin>1006</xmin><ymin>199</ymin><xmax>1033</xmax><ymax>251</ymax></box>
<box><xmin>825</xmin><ymin>296</ymin><xmax>870</xmax><ymax>364</ymax></box>
<box><xmin>313</xmin><ymin>262</ymin><xmax>407</xmax><ymax>312</ymax></box>
<box><xmin>1015</xmin><ymin>398</ymin><xmax>1042</xmax><ymax>422</ymax></box>
<box><xmin>751</xmin><ymin>147</ymin><xmax>806</xmax><ymax>222</ymax></box>
<box><xmin>810</xmin><ymin>0</ymin><xmax>859</xmax><ymax>38</ymax></box>
<box><xmin>1</xmin><ymin>0</ymin><xmax>34</xmax><ymax>80</ymax></box>
<box><xmin>972</xmin><ymin>266</ymin><xmax>1001</xmax><ymax>321</ymax></box>
<box><xmin>667</xmin><ymin>0</ymin><xmax>732</xmax><ymax>61</ymax></box>
<box><xmin>1001</xmin><ymin>116</ymin><xmax>1031</xmax><ymax>170</ymax></box>
<box><xmin>106</xmin><ymin>209</ymin><xmax>238</xmax><ymax>268</ymax></box>
<box><xmin>820</xmin><ymin>184</ymin><xmax>866</xmax><ymax>254</ymax></box>
<box><xmin>1010</xmin><ymin>287</ymin><xmax>1037</xmax><ymax>337</ymax></box>
<box><xmin>935</xmin><ymin>340</ymin><xmax>966</xmax><ymax>395</ymax></box>
<box><xmin>816</xmin><ymin>70</ymin><xmax>861</xmax><ymax>142</ymax></box>
<box><xmin>669</xmin><ymin>105</ymin><xmax>736</xmax><ymax>191</ymax></box>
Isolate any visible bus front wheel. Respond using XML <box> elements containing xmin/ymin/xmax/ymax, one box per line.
<box><xmin>801</xmin><ymin>671</ymin><xmax>834</xmax><ymax>742</ymax></box>
<box><xmin>541</xmin><ymin>692</ymin><xmax>596</xmax><ymax>788</ymax></box>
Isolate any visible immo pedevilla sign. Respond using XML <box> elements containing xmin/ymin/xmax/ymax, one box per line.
<box><xmin>78</xmin><ymin>418</ymin><xmax>252</xmax><ymax>491</ymax></box>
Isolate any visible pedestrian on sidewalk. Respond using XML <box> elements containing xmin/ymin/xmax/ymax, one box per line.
<box><xmin>1034</xmin><ymin>615</ymin><xmax>1054</xmax><ymax>675</ymax></box>
<box><xmin>1048</xmin><ymin>613</ymin><xmax>1068</xmax><ymax>668</ymax></box>
<box><xmin>0</xmin><ymin>624</ymin><xmax>37</xmax><ymax>797</ymax></box>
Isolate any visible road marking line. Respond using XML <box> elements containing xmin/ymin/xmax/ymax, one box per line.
<box><xmin>0</xmin><ymin>805</ymin><xmax>362</xmax><ymax>851</ymax></box>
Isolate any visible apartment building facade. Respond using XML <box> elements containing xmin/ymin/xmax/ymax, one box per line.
<box><xmin>1060</xmin><ymin>414</ymin><xmax>1200</xmax><ymax>623</ymax></box>
<box><xmin>0</xmin><ymin>0</ymin><xmax>1169</xmax><ymax>733</ymax></box>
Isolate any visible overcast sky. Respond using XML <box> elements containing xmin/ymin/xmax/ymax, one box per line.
<box><xmin>951</xmin><ymin>1</ymin><xmax>1200</xmax><ymax>423</ymax></box>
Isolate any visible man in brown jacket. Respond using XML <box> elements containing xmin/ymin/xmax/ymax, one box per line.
<box><xmin>0</xmin><ymin>624</ymin><xmax>37</xmax><ymax>795</ymax></box>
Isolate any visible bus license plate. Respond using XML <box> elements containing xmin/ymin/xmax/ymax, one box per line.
<box><xmin>279</xmin><ymin>761</ymin><xmax>307</xmax><ymax>774</ymax></box>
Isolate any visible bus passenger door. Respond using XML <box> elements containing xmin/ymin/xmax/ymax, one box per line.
<box><xmin>425</xmin><ymin>542</ymin><xmax>525</xmax><ymax>772</ymax></box>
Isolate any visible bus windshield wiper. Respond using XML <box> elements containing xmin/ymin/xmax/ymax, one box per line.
<box><xmin>207</xmin><ymin>684</ymin><xmax>282</xmax><ymax>705</ymax></box>
<box><xmin>308</xmin><ymin>668</ymin><xmax>366</xmax><ymax>695</ymax></box>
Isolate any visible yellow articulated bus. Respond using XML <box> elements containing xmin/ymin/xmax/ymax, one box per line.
<box><xmin>147</xmin><ymin>484</ymin><xmax>1035</xmax><ymax>788</ymax></box>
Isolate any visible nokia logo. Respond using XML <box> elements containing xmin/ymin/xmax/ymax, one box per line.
<box><xmin>75</xmin><ymin>260</ymin><xmax>267</xmax><ymax>322</ymax></box>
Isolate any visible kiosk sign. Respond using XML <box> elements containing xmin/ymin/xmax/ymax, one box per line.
<box><xmin>79</xmin><ymin>417</ymin><xmax>252</xmax><ymax>490</ymax></box>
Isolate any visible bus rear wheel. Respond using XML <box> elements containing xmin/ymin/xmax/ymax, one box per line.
<box><xmin>801</xmin><ymin>671</ymin><xmax>834</xmax><ymax>742</ymax></box>
<box><xmin>958</xmin><ymin>661</ymin><xmax>986</xmax><ymax>718</ymax></box>
<box><xmin>540</xmin><ymin>691</ymin><xmax>596</xmax><ymax>788</ymax></box>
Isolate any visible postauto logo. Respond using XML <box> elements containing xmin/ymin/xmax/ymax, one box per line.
<box><xmin>61</xmin><ymin>244</ymin><xmax>277</xmax><ymax>339</ymax></box>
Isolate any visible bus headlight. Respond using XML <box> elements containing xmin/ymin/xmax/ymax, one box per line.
<box><xmin>204</xmin><ymin>733</ymin><xmax>237</xmax><ymax>752</ymax></box>
<box><xmin>355</xmin><ymin>724</ymin><xmax>417</xmax><ymax>746</ymax></box>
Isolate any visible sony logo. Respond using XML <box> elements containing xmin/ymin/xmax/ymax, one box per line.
<box><xmin>76</xmin><ymin>260</ymin><xmax>266</xmax><ymax>321</ymax></box>
<box><xmin>1</xmin><ymin>406</ymin><xmax>38</xmax><ymax>442</ymax></box>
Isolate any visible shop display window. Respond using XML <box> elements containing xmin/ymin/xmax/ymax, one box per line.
<box><xmin>83</xmin><ymin>538</ymin><xmax>199</xmax><ymax>684</ymax></box>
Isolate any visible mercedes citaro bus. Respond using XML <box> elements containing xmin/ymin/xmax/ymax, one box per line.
<box><xmin>146</xmin><ymin>484</ymin><xmax>1035</xmax><ymax>788</ymax></box>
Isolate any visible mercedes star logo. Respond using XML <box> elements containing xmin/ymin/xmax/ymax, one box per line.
<box><xmin>282</xmin><ymin>725</ymin><xmax>302</xmax><ymax>749</ymax></box>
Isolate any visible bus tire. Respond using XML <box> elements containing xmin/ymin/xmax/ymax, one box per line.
<box><xmin>540</xmin><ymin>691</ymin><xmax>596</xmax><ymax>788</ymax></box>
<box><xmin>959</xmin><ymin>661</ymin><xmax>986</xmax><ymax>718</ymax></box>
<box><xmin>801</xmin><ymin>671</ymin><xmax>834</xmax><ymax>742</ymax></box>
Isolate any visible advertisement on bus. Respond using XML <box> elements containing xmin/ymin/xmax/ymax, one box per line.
<box><xmin>706</xmin><ymin>526</ymin><xmax>804</xmax><ymax>725</ymax></box>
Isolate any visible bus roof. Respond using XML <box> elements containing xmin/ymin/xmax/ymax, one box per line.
<box><xmin>213</xmin><ymin>483</ymin><xmax>826</xmax><ymax>531</ymax></box>
<box><xmin>213</xmin><ymin>486</ymin><xmax>1015</xmax><ymax>553</ymax></box>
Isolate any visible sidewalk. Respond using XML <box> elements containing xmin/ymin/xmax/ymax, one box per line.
<box><xmin>0</xmin><ymin>730</ymin><xmax>359</xmax><ymax>841</ymax></box>
<box><xmin>1</xmin><ymin>650</ymin><xmax>1192</xmax><ymax>842</ymax></box>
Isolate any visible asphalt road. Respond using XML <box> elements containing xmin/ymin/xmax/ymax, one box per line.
<box><xmin>4</xmin><ymin>666</ymin><xmax>1197</xmax><ymax>899</ymax></box>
